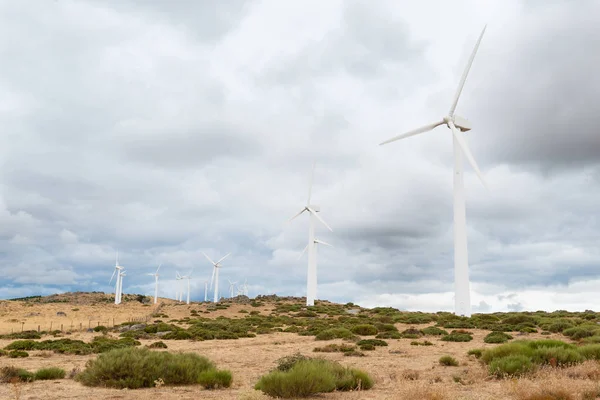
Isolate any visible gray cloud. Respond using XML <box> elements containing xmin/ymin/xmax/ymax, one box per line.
<box><xmin>0</xmin><ymin>0</ymin><xmax>599</xmax><ymax>313</ymax></box>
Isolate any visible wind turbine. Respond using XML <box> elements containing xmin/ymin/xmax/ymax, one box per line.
<box><xmin>147</xmin><ymin>263</ymin><xmax>162</xmax><ymax>304</ymax></box>
<box><xmin>289</xmin><ymin>162</ymin><xmax>333</xmax><ymax>307</ymax></box>
<box><xmin>203</xmin><ymin>252</ymin><xmax>231</xmax><ymax>303</ymax></box>
<box><xmin>378</xmin><ymin>26</ymin><xmax>488</xmax><ymax>317</ymax></box>
<box><xmin>179</xmin><ymin>268</ymin><xmax>195</xmax><ymax>305</ymax></box>
<box><xmin>109</xmin><ymin>253</ymin><xmax>124</xmax><ymax>305</ymax></box>
<box><xmin>204</xmin><ymin>281</ymin><xmax>208</xmax><ymax>302</ymax></box>
<box><xmin>227</xmin><ymin>279</ymin><xmax>238</xmax><ymax>298</ymax></box>
<box><xmin>175</xmin><ymin>272</ymin><xmax>184</xmax><ymax>302</ymax></box>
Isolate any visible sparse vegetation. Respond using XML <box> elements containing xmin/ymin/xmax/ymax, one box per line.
<box><xmin>439</xmin><ymin>355</ymin><xmax>459</xmax><ymax>366</ymax></box>
<box><xmin>254</xmin><ymin>358</ymin><xmax>373</xmax><ymax>398</ymax></box>
<box><xmin>75</xmin><ymin>347</ymin><xmax>231</xmax><ymax>389</ymax></box>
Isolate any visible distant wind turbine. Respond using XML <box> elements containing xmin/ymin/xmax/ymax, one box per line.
<box><xmin>179</xmin><ymin>268</ymin><xmax>195</xmax><ymax>305</ymax></box>
<box><xmin>289</xmin><ymin>162</ymin><xmax>333</xmax><ymax>306</ymax></box>
<box><xmin>379</xmin><ymin>26</ymin><xmax>488</xmax><ymax>317</ymax></box>
<box><xmin>203</xmin><ymin>252</ymin><xmax>231</xmax><ymax>303</ymax></box>
<box><xmin>227</xmin><ymin>279</ymin><xmax>238</xmax><ymax>298</ymax></box>
<box><xmin>109</xmin><ymin>252</ymin><xmax>125</xmax><ymax>305</ymax></box>
<box><xmin>147</xmin><ymin>263</ymin><xmax>162</xmax><ymax>304</ymax></box>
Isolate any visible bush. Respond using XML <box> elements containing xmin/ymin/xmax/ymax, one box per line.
<box><xmin>147</xmin><ymin>341</ymin><xmax>168</xmax><ymax>349</ymax></box>
<box><xmin>488</xmin><ymin>355</ymin><xmax>533</xmax><ymax>378</ymax></box>
<box><xmin>484</xmin><ymin>331</ymin><xmax>513</xmax><ymax>344</ymax></box>
<box><xmin>357</xmin><ymin>339</ymin><xmax>388</xmax><ymax>347</ymax></box>
<box><xmin>467</xmin><ymin>349</ymin><xmax>483</xmax><ymax>359</ymax></box>
<box><xmin>375</xmin><ymin>331</ymin><xmax>402</xmax><ymax>339</ymax></box>
<box><xmin>254</xmin><ymin>358</ymin><xmax>373</xmax><ymax>398</ymax></box>
<box><xmin>75</xmin><ymin>347</ymin><xmax>227</xmax><ymax>389</ymax></box>
<box><xmin>421</xmin><ymin>326</ymin><xmax>448</xmax><ymax>336</ymax></box>
<box><xmin>441</xmin><ymin>333</ymin><xmax>473</xmax><ymax>342</ymax></box>
<box><xmin>350</xmin><ymin>324</ymin><xmax>378</xmax><ymax>336</ymax></box>
<box><xmin>313</xmin><ymin>344</ymin><xmax>356</xmax><ymax>353</ymax></box>
<box><xmin>34</xmin><ymin>367</ymin><xmax>66</xmax><ymax>380</ymax></box>
<box><xmin>439</xmin><ymin>355</ymin><xmax>459</xmax><ymax>366</ymax></box>
<box><xmin>8</xmin><ymin>350</ymin><xmax>29</xmax><ymax>358</ymax></box>
<box><xmin>198</xmin><ymin>369</ymin><xmax>233</xmax><ymax>389</ymax></box>
<box><xmin>93</xmin><ymin>325</ymin><xmax>108</xmax><ymax>333</ymax></box>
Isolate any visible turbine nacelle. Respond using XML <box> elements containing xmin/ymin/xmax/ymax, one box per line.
<box><xmin>444</xmin><ymin>115</ymin><xmax>471</xmax><ymax>132</ymax></box>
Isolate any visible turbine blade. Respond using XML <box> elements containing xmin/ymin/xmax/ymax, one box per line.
<box><xmin>109</xmin><ymin>269</ymin><xmax>117</xmax><ymax>284</ymax></box>
<box><xmin>216</xmin><ymin>253</ymin><xmax>231</xmax><ymax>265</ymax></box>
<box><xmin>307</xmin><ymin>161</ymin><xmax>315</xmax><ymax>205</ymax></box>
<box><xmin>288</xmin><ymin>208</ymin><xmax>307</xmax><ymax>223</ymax></box>
<box><xmin>297</xmin><ymin>244</ymin><xmax>309</xmax><ymax>260</ymax></box>
<box><xmin>448</xmin><ymin>25</ymin><xmax>487</xmax><ymax>116</ymax></box>
<box><xmin>202</xmin><ymin>252</ymin><xmax>216</xmax><ymax>266</ymax></box>
<box><xmin>379</xmin><ymin>120</ymin><xmax>445</xmax><ymax>146</ymax></box>
<box><xmin>448</xmin><ymin>121</ymin><xmax>488</xmax><ymax>189</ymax></box>
<box><xmin>307</xmin><ymin>207</ymin><xmax>333</xmax><ymax>232</ymax></box>
<box><xmin>315</xmin><ymin>239</ymin><xmax>333</xmax><ymax>247</ymax></box>
<box><xmin>156</xmin><ymin>263</ymin><xmax>162</xmax><ymax>274</ymax></box>
<box><xmin>210</xmin><ymin>266</ymin><xmax>216</xmax><ymax>290</ymax></box>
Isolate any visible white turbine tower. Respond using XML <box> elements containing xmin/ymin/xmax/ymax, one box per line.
<box><xmin>179</xmin><ymin>268</ymin><xmax>194</xmax><ymax>305</ymax></box>
<box><xmin>118</xmin><ymin>269</ymin><xmax>126</xmax><ymax>303</ymax></box>
<box><xmin>147</xmin><ymin>263</ymin><xmax>162</xmax><ymax>304</ymax></box>
<box><xmin>203</xmin><ymin>252</ymin><xmax>231</xmax><ymax>303</ymax></box>
<box><xmin>109</xmin><ymin>253</ymin><xmax>124</xmax><ymax>305</ymax></box>
<box><xmin>227</xmin><ymin>279</ymin><xmax>238</xmax><ymax>298</ymax></box>
<box><xmin>289</xmin><ymin>162</ymin><xmax>333</xmax><ymax>307</ymax></box>
<box><xmin>204</xmin><ymin>281</ymin><xmax>208</xmax><ymax>302</ymax></box>
<box><xmin>175</xmin><ymin>272</ymin><xmax>184</xmax><ymax>302</ymax></box>
<box><xmin>379</xmin><ymin>26</ymin><xmax>488</xmax><ymax>317</ymax></box>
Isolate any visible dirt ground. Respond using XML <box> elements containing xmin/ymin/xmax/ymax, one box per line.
<box><xmin>1</xmin><ymin>299</ymin><xmax>598</xmax><ymax>400</ymax></box>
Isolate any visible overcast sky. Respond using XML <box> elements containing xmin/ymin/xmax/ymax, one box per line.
<box><xmin>0</xmin><ymin>0</ymin><xmax>598</xmax><ymax>313</ymax></box>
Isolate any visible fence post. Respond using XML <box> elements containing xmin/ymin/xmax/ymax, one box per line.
<box><xmin>80</xmin><ymin>323</ymin><xmax>82</xmax><ymax>332</ymax></box>
<box><xmin>38</xmin><ymin>325</ymin><xmax>40</xmax><ymax>333</ymax></box>
<box><xmin>50</xmin><ymin>321</ymin><xmax>53</xmax><ymax>331</ymax></box>
<box><xmin>60</xmin><ymin>324</ymin><xmax>63</xmax><ymax>332</ymax></box>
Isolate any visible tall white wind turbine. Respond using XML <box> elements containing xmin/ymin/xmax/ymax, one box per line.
<box><xmin>289</xmin><ymin>162</ymin><xmax>333</xmax><ymax>307</ymax></box>
<box><xmin>147</xmin><ymin>263</ymin><xmax>162</xmax><ymax>304</ymax></box>
<box><xmin>379</xmin><ymin>26</ymin><xmax>488</xmax><ymax>317</ymax></box>
<box><xmin>109</xmin><ymin>253</ymin><xmax>124</xmax><ymax>305</ymax></box>
<box><xmin>203</xmin><ymin>252</ymin><xmax>231</xmax><ymax>303</ymax></box>
<box><xmin>175</xmin><ymin>271</ymin><xmax>184</xmax><ymax>302</ymax></box>
<box><xmin>204</xmin><ymin>281</ymin><xmax>208</xmax><ymax>302</ymax></box>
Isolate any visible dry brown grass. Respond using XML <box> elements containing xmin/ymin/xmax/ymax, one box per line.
<box><xmin>2</xmin><ymin>297</ymin><xmax>600</xmax><ymax>399</ymax></box>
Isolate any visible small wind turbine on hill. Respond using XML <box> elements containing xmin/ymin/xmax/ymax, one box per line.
<box><xmin>379</xmin><ymin>26</ymin><xmax>488</xmax><ymax>317</ymax></box>
<box><xmin>175</xmin><ymin>272</ymin><xmax>183</xmax><ymax>302</ymax></box>
<box><xmin>179</xmin><ymin>268</ymin><xmax>195</xmax><ymax>305</ymax></box>
<box><xmin>227</xmin><ymin>279</ymin><xmax>237</xmax><ymax>298</ymax></box>
<box><xmin>289</xmin><ymin>162</ymin><xmax>333</xmax><ymax>307</ymax></box>
<box><xmin>203</xmin><ymin>252</ymin><xmax>231</xmax><ymax>303</ymax></box>
<box><xmin>147</xmin><ymin>263</ymin><xmax>162</xmax><ymax>304</ymax></box>
<box><xmin>109</xmin><ymin>253</ymin><xmax>125</xmax><ymax>305</ymax></box>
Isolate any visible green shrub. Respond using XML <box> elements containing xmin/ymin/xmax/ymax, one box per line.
<box><xmin>439</xmin><ymin>355</ymin><xmax>459</xmax><ymax>366</ymax></box>
<box><xmin>0</xmin><ymin>349</ymin><xmax>7</xmax><ymax>357</ymax></box>
<box><xmin>579</xmin><ymin>344</ymin><xmax>600</xmax><ymax>360</ymax></box>
<box><xmin>532</xmin><ymin>346</ymin><xmax>584</xmax><ymax>366</ymax></box>
<box><xmin>5</xmin><ymin>340</ymin><xmax>37</xmax><ymax>350</ymax></box>
<box><xmin>8</xmin><ymin>350</ymin><xmax>29</xmax><ymax>358</ymax></box>
<box><xmin>421</xmin><ymin>326</ymin><xmax>448</xmax><ymax>336</ymax></box>
<box><xmin>359</xmin><ymin>343</ymin><xmax>375</xmax><ymax>351</ymax></box>
<box><xmin>350</xmin><ymin>324</ymin><xmax>378</xmax><ymax>336</ymax></box>
<box><xmin>467</xmin><ymin>349</ymin><xmax>483</xmax><ymax>359</ymax></box>
<box><xmin>34</xmin><ymin>367</ymin><xmax>66</xmax><ymax>380</ymax></box>
<box><xmin>254</xmin><ymin>358</ymin><xmax>373</xmax><ymax>398</ymax></box>
<box><xmin>375</xmin><ymin>331</ymin><xmax>402</xmax><ymax>339</ymax></box>
<box><xmin>563</xmin><ymin>325</ymin><xmax>600</xmax><ymax>340</ymax></box>
<box><xmin>198</xmin><ymin>369</ymin><xmax>233</xmax><ymax>389</ymax></box>
<box><xmin>75</xmin><ymin>347</ymin><xmax>225</xmax><ymax>389</ymax></box>
<box><xmin>315</xmin><ymin>328</ymin><xmax>355</xmax><ymax>341</ymax></box>
<box><xmin>357</xmin><ymin>339</ymin><xmax>388</xmax><ymax>347</ymax></box>
<box><xmin>484</xmin><ymin>331</ymin><xmax>513</xmax><ymax>344</ymax></box>
<box><xmin>93</xmin><ymin>325</ymin><xmax>108</xmax><ymax>333</ymax></box>
<box><xmin>147</xmin><ymin>341</ymin><xmax>168</xmax><ymax>349</ymax></box>
<box><xmin>581</xmin><ymin>336</ymin><xmax>600</xmax><ymax>344</ymax></box>
<box><xmin>313</xmin><ymin>344</ymin><xmax>356</xmax><ymax>353</ymax></box>
<box><xmin>488</xmin><ymin>355</ymin><xmax>533</xmax><ymax>378</ymax></box>
<box><xmin>410</xmin><ymin>340</ymin><xmax>433</xmax><ymax>346</ymax></box>
<box><xmin>441</xmin><ymin>333</ymin><xmax>472</xmax><ymax>342</ymax></box>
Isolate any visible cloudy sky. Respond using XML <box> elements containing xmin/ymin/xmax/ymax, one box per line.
<box><xmin>0</xmin><ymin>0</ymin><xmax>598</xmax><ymax>313</ymax></box>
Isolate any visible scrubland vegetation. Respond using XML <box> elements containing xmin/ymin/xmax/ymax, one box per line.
<box><xmin>4</xmin><ymin>294</ymin><xmax>600</xmax><ymax>398</ymax></box>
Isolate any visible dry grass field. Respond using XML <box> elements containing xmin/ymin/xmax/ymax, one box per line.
<box><xmin>1</xmin><ymin>293</ymin><xmax>600</xmax><ymax>399</ymax></box>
